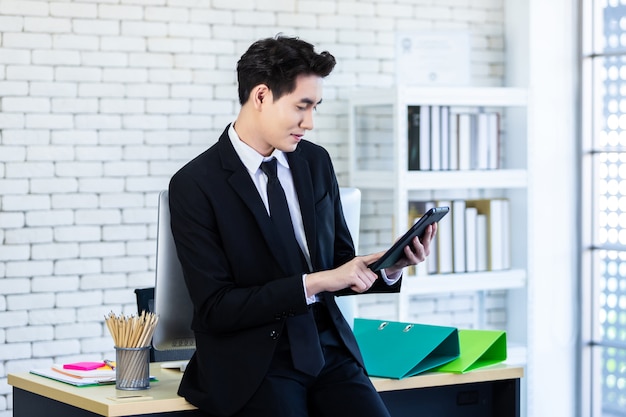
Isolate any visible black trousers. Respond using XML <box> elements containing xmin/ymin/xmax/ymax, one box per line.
<box><xmin>232</xmin><ymin>304</ymin><xmax>391</xmax><ymax>417</ymax></box>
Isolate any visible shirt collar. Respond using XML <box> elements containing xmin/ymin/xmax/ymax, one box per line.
<box><xmin>228</xmin><ymin>123</ymin><xmax>290</xmax><ymax>174</ymax></box>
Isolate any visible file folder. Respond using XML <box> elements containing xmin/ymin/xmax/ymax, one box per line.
<box><xmin>353</xmin><ymin>318</ymin><xmax>460</xmax><ymax>379</ymax></box>
<box><xmin>434</xmin><ymin>329</ymin><xmax>507</xmax><ymax>373</ymax></box>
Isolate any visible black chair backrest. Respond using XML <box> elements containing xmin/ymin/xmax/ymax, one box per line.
<box><xmin>134</xmin><ymin>287</ymin><xmax>194</xmax><ymax>362</ymax></box>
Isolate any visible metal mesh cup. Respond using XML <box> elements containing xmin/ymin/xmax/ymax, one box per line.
<box><xmin>115</xmin><ymin>346</ymin><xmax>150</xmax><ymax>390</ymax></box>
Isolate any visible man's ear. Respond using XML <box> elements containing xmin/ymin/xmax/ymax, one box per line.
<box><xmin>252</xmin><ymin>84</ymin><xmax>270</xmax><ymax>109</ymax></box>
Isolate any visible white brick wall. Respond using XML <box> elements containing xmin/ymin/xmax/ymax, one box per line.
<box><xmin>0</xmin><ymin>1</ymin><xmax>505</xmax><ymax>415</ymax></box>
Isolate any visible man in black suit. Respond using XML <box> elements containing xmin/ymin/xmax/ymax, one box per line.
<box><xmin>169</xmin><ymin>35</ymin><xmax>436</xmax><ymax>417</ymax></box>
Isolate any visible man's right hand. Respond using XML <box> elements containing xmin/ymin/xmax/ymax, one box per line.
<box><xmin>304</xmin><ymin>252</ymin><xmax>385</xmax><ymax>297</ymax></box>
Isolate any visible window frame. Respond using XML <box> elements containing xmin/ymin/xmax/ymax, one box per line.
<box><xmin>581</xmin><ymin>1</ymin><xmax>626</xmax><ymax>415</ymax></box>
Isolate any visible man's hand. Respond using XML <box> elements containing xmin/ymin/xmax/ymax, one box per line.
<box><xmin>383</xmin><ymin>223</ymin><xmax>437</xmax><ymax>277</ymax></box>
<box><xmin>304</xmin><ymin>252</ymin><xmax>385</xmax><ymax>297</ymax></box>
<box><xmin>304</xmin><ymin>223</ymin><xmax>437</xmax><ymax>298</ymax></box>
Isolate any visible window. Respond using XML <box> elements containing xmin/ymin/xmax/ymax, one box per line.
<box><xmin>583</xmin><ymin>1</ymin><xmax>626</xmax><ymax>416</ymax></box>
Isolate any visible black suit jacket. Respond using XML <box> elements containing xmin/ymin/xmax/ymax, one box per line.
<box><xmin>169</xmin><ymin>126</ymin><xmax>401</xmax><ymax>416</ymax></box>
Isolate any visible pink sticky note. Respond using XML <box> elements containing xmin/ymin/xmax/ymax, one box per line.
<box><xmin>63</xmin><ymin>361</ymin><xmax>106</xmax><ymax>371</ymax></box>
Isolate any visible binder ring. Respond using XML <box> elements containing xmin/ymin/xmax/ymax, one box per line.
<box><xmin>378</xmin><ymin>322</ymin><xmax>388</xmax><ymax>330</ymax></box>
<box><xmin>403</xmin><ymin>324</ymin><xmax>413</xmax><ymax>332</ymax></box>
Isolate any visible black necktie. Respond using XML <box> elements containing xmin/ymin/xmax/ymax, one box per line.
<box><xmin>260</xmin><ymin>158</ymin><xmax>325</xmax><ymax>376</ymax></box>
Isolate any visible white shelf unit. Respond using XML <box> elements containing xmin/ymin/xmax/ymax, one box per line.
<box><xmin>347</xmin><ymin>86</ymin><xmax>529</xmax><ymax>353</ymax></box>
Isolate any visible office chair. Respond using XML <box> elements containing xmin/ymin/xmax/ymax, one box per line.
<box><xmin>134</xmin><ymin>287</ymin><xmax>195</xmax><ymax>362</ymax></box>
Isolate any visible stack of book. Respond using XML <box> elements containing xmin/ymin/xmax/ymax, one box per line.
<box><xmin>30</xmin><ymin>361</ymin><xmax>116</xmax><ymax>386</ymax></box>
<box><xmin>410</xmin><ymin>199</ymin><xmax>510</xmax><ymax>275</ymax></box>
<box><xmin>408</xmin><ymin>105</ymin><xmax>501</xmax><ymax>171</ymax></box>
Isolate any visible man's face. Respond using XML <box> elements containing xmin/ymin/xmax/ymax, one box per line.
<box><xmin>257</xmin><ymin>74</ymin><xmax>323</xmax><ymax>156</ymax></box>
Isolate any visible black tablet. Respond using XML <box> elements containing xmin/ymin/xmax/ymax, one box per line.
<box><xmin>368</xmin><ymin>206</ymin><xmax>449</xmax><ymax>271</ymax></box>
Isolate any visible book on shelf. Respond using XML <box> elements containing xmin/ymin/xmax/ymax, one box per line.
<box><xmin>407</xmin><ymin>106</ymin><xmax>421</xmax><ymax>170</ymax></box>
<box><xmin>465</xmin><ymin>199</ymin><xmax>510</xmax><ymax>271</ymax></box>
<box><xmin>475</xmin><ymin>111</ymin><xmax>501</xmax><ymax>170</ymax></box>
<box><xmin>419</xmin><ymin>106</ymin><xmax>431</xmax><ymax>170</ymax></box>
<box><xmin>476</xmin><ymin>213</ymin><xmax>488</xmax><ymax>272</ymax></box>
<box><xmin>501</xmin><ymin>199</ymin><xmax>510</xmax><ymax>269</ymax></box>
<box><xmin>465</xmin><ymin>206</ymin><xmax>478</xmax><ymax>273</ymax></box>
<box><xmin>476</xmin><ymin>113</ymin><xmax>490</xmax><ymax>170</ymax></box>
<box><xmin>452</xmin><ymin>200</ymin><xmax>466</xmax><ymax>273</ymax></box>
<box><xmin>440</xmin><ymin>106</ymin><xmax>450</xmax><ymax>170</ymax></box>
<box><xmin>430</xmin><ymin>105</ymin><xmax>441</xmax><ymax>171</ymax></box>
<box><xmin>457</xmin><ymin>113</ymin><xmax>473</xmax><ymax>171</ymax></box>
<box><xmin>448</xmin><ymin>110</ymin><xmax>459</xmax><ymax>170</ymax></box>
<box><xmin>487</xmin><ymin>112</ymin><xmax>501</xmax><ymax>169</ymax></box>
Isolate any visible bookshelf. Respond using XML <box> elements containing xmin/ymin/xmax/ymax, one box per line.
<box><xmin>347</xmin><ymin>86</ymin><xmax>529</xmax><ymax>360</ymax></box>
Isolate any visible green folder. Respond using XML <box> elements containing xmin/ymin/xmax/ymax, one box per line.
<box><xmin>353</xmin><ymin>318</ymin><xmax>460</xmax><ymax>379</ymax></box>
<box><xmin>434</xmin><ymin>329</ymin><xmax>507</xmax><ymax>373</ymax></box>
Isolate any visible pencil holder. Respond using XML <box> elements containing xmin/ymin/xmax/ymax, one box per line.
<box><xmin>115</xmin><ymin>346</ymin><xmax>150</xmax><ymax>390</ymax></box>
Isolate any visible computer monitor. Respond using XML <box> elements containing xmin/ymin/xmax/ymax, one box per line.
<box><xmin>152</xmin><ymin>188</ymin><xmax>361</xmax><ymax>351</ymax></box>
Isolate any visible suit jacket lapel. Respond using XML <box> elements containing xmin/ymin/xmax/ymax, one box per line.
<box><xmin>288</xmin><ymin>150</ymin><xmax>317</xmax><ymax>267</ymax></box>
<box><xmin>217</xmin><ymin>132</ymin><xmax>288</xmax><ymax>270</ymax></box>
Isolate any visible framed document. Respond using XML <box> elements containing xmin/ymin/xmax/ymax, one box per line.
<box><xmin>395</xmin><ymin>30</ymin><xmax>471</xmax><ymax>86</ymax></box>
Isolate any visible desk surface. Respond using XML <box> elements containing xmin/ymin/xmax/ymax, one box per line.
<box><xmin>371</xmin><ymin>363</ymin><xmax>523</xmax><ymax>392</ymax></box>
<box><xmin>9</xmin><ymin>363</ymin><xmax>523</xmax><ymax>417</ymax></box>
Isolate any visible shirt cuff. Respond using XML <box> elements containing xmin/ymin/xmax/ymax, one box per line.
<box><xmin>380</xmin><ymin>269</ymin><xmax>402</xmax><ymax>285</ymax></box>
<box><xmin>302</xmin><ymin>274</ymin><xmax>317</xmax><ymax>305</ymax></box>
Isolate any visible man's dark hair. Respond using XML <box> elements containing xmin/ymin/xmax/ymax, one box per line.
<box><xmin>236</xmin><ymin>35</ymin><xmax>336</xmax><ymax>105</ymax></box>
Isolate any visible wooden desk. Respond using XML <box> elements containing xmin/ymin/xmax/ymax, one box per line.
<box><xmin>9</xmin><ymin>363</ymin><xmax>523</xmax><ymax>417</ymax></box>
